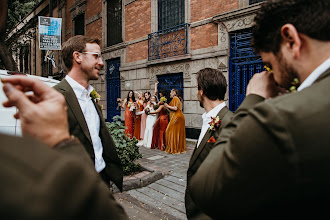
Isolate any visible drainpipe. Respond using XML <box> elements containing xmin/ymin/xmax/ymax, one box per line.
<box><xmin>48</xmin><ymin>0</ymin><xmax>53</xmax><ymax>77</ymax></box>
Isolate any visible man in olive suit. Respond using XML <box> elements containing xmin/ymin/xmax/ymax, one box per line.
<box><xmin>189</xmin><ymin>0</ymin><xmax>330</xmax><ymax>219</ymax></box>
<box><xmin>185</xmin><ymin>68</ymin><xmax>233</xmax><ymax>219</ymax></box>
<box><xmin>0</xmin><ymin>1</ymin><xmax>128</xmax><ymax>218</ymax></box>
<box><xmin>54</xmin><ymin>36</ymin><xmax>123</xmax><ymax>190</ymax></box>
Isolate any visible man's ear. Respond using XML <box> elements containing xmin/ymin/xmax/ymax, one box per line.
<box><xmin>73</xmin><ymin>51</ymin><xmax>82</xmax><ymax>64</ymax></box>
<box><xmin>281</xmin><ymin>24</ymin><xmax>302</xmax><ymax>59</ymax></box>
<box><xmin>199</xmin><ymin>89</ymin><xmax>204</xmax><ymax>97</ymax></box>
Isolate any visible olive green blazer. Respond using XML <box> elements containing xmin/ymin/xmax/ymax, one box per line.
<box><xmin>185</xmin><ymin>106</ymin><xmax>233</xmax><ymax>220</ymax></box>
<box><xmin>0</xmin><ymin>133</ymin><xmax>128</xmax><ymax>219</ymax></box>
<box><xmin>54</xmin><ymin>79</ymin><xmax>123</xmax><ymax>191</ymax></box>
<box><xmin>189</xmin><ymin>68</ymin><xmax>330</xmax><ymax>219</ymax></box>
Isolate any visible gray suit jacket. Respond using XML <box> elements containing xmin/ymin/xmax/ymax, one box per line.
<box><xmin>54</xmin><ymin>79</ymin><xmax>123</xmax><ymax>191</ymax></box>
<box><xmin>0</xmin><ymin>133</ymin><xmax>128</xmax><ymax>219</ymax></box>
<box><xmin>185</xmin><ymin>106</ymin><xmax>233</xmax><ymax>220</ymax></box>
<box><xmin>189</xmin><ymin>68</ymin><xmax>330</xmax><ymax>219</ymax></box>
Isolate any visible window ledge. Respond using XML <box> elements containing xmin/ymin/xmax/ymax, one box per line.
<box><xmin>146</xmin><ymin>54</ymin><xmax>192</xmax><ymax>66</ymax></box>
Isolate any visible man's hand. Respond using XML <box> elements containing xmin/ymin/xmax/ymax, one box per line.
<box><xmin>246</xmin><ymin>71</ymin><xmax>287</xmax><ymax>99</ymax></box>
<box><xmin>2</xmin><ymin>76</ymin><xmax>70</xmax><ymax>147</ymax></box>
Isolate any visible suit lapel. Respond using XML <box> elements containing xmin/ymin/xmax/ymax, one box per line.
<box><xmin>58</xmin><ymin>79</ymin><xmax>92</xmax><ymax>143</ymax></box>
<box><xmin>189</xmin><ymin>106</ymin><xmax>230</xmax><ymax>168</ymax></box>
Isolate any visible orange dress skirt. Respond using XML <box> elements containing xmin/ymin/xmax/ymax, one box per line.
<box><xmin>151</xmin><ymin>106</ymin><xmax>169</xmax><ymax>150</ymax></box>
<box><xmin>133</xmin><ymin>100</ymin><xmax>144</xmax><ymax>140</ymax></box>
<box><xmin>125</xmin><ymin>99</ymin><xmax>134</xmax><ymax>138</ymax></box>
<box><xmin>165</xmin><ymin>97</ymin><xmax>186</xmax><ymax>154</ymax></box>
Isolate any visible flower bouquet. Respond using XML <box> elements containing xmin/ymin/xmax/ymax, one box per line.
<box><xmin>144</xmin><ymin>107</ymin><xmax>150</xmax><ymax>115</ymax></box>
<box><xmin>128</xmin><ymin>101</ymin><xmax>136</xmax><ymax>111</ymax></box>
<box><xmin>116</xmin><ymin>98</ymin><xmax>122</xmax><ymax>110</ymax></box>
<box><xmin>158</xmin><ymin>96</ymin><xmax>167</xmax><ymax>105</ymax></box>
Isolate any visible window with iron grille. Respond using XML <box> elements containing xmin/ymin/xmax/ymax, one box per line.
<box><xmin>249</xmin><ymin>0</ymin><xmax>265</xmax><ymax>4</ymax></box>
<box><xmin>74</xmin><ymin>13</ymin><xmax>85</xmax><ymax>35</ymax></box>
<box><xmin>107</xmin><ymin>0</ymin><xmax>122</xmax><ymax>46</ymax></box>
<box><xmin>158</xmin><ymin>0</ymin><xmax>185</xmax><ymax>31</ymax></box>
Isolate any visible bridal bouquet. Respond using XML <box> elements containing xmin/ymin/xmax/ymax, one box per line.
<box><xmin>128</xmin><ymin>101</ymin><xmax>136</xmax><ymax>111</ymax></box>
<box><xmin>159</xmin><ymin>96</ymin><xmax>167</xmax><ymax>105</ymax></box>
<box><xmin>144</xmin><ymin>107</ymin><xmax>150</xmax><ymax>115</ymax></box>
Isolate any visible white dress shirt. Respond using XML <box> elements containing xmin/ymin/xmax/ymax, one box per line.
<box><xmin>298</xmin><ymin>58</ymin><xmax>330</xmax><ymax>91</ymax></box>
<box><xmin>196</xmin><ymin>102</ymin><xmax>226</xmax><ymax>148</ymax></box>
<box><xmin>65</xmin><ymin>75</ymin><xmax>106</xmax><ymax>173</ymax></box>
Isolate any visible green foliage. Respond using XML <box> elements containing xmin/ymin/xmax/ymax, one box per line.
<box><xmin>7</xmin><ymin>0</ymin><xmax>41</xmax><ymax>32</ymax></box>
<box><xmin>106</xmin><ymin>115</ymin><xmax>142</xmax><ymax>175</ymax></box>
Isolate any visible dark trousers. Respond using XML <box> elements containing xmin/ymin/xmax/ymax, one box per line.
<box><xmin>99</xmin><ymin>169</ymin><xmax>110</xmax><ymax>187</ymax></box>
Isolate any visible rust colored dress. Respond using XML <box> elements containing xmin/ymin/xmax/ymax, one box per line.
<box><xmin>133</xmin><ymin>100</ymin><xmax>144</xmax><ymax>140</ymax></box>
<box><xmin>165</xmin><ymin>97</ymin><xmax>186</xmax><ymax>154</ymax></box>
<box><xmin>151</xmin><ymin>106</ymin><xmax>169</xmax><ymax>150</ymax></box>
<box><xmin>125</xmin><ymin>98</ymin><xmax>134</xmax><ymax>138</ymax></box>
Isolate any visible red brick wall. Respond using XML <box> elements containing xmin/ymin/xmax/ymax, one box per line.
<box><xmin>191</xmin><ymin>0</ymin><xmax>238</xmax><ymax>23</ymax></box>
<box><xmin>125</xmin><ymin>0</ymin><xmax>151</xmax><ymax>42</ymax></box>
<box><xmin>86</xmin><ymin>19</ymin><xmax>102</xmax><ymax>41</ymax></box>
<box><xmin>65</xmin><ymin>0</ymin><xmax>74</xmax><ymax>37</ymax></box>
<box><xmin>126</xmin><ymin>41</ymin><xmax>148</xmax><ymax>62</ymax></box>
<box><xmin>191</xmin><ymin>23</ymin><xmax>218</xmax><ymax>50</ymax></box>
<box><xmin>86</xmin><ymin>0</ymin><xmax>102</xmax><ymax>19</ymax></box>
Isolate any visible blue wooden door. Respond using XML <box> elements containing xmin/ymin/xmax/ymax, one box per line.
<box><xmin>157</xmin><ymin>73</ymin><xmax>184</xmax><ymax>107</ymax></box>
<box><xmin>229</xmin><ymin>29</ymin><xmax>264</xmax><ymax>111</ymax></box>
<box><xmin>106</xmin><ymin>58</ymin><xmax>121</xmax><ymax>122</ymax></box>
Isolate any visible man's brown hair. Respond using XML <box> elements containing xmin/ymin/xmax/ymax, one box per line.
<box><xmin>61</xmin><ymin>35</ymin><xmax>100</xmax><ymax>71</ymax></box>
<box><xmin>197</xmin><ymin>68</ymin><xmax>227</xmax><ymax>101</ymax></box>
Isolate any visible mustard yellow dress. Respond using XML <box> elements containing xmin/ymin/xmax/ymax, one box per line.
<box><xmin>165</xmin><ymin>96</ymin><xmax>186</xmax><ymax>154</ymax></box>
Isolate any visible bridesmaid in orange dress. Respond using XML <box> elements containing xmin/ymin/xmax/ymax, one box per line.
<box><xmin>140</xmin><ymin>91</ymin><xmax>150</xmax><ymax>140</ymax></box>
<box><xmin>150</xmin><ymin>103</ymin><xmax>169</xmax><ymax>150</ymax></box>
<box><xmin>133</xmin><ymin>92</ymin><xmax>144</xmax><ymax>140</ymax></box>
<box><xmin>164</xmin><ymin>89</ymin><xmax>186</xmax><ymax>154</ymax></box>
<box><xmin>151</xmin><ymin>87</ymin><xmax>169</xmax><ymax>150</ymax></box>
<box><xmin>119</xmin><ymin>90</ymin><xmax>135</xmax><ymax>138</ymax></box>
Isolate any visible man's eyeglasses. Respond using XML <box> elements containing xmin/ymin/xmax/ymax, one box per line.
<box><xmin>81</xmin><ymin>52</ymin><xmax>103</xmax><ymax>61</ymax></box>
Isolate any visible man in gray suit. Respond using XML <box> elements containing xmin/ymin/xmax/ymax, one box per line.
<box><xmin>185</xmin><ymin>68</ymin><xmax>233</xmax><ymax>219</ymax></box>
<box><xmin>189</xmin><ymin>0</ymin><xmax>330</xmax><ymax>219</ymax></box>
<box><xmin>54</xmin><ymin>36</ymin><xmax>123</xmax><ymax>190</ymax></box>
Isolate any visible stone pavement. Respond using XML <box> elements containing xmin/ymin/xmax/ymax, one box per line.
<box><xmin>114</xmin><ymin>138</ymin><xmax>196</xmax><ymax>220</ymax></box>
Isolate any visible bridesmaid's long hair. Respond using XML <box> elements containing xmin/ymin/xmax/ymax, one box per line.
<box><xmin>144</xmin><ymin>91</ymin><xmax>151</xmax><ymax>103</ymax></box>
<box><xmin>127</xmin><ymin>90</ymin><xmax>136</xmax><ymax>102</ymax></box>
<box><xmin>172</xmin><ymin>89</ymin><xmax>183</xmax><ymax>102</ymax></box>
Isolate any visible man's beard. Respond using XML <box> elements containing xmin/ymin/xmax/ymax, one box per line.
<box><xmin>198</xmin><ymin>94</ymin><xmax>204</xmax><ymax>108</ymax></box>
<box><xmin>276</xmin><ymin>52</ymin><xmax>299</xmax><ymax>89</ymax></box>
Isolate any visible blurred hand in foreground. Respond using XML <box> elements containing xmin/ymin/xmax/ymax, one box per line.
<box><xmin>2</xmin><ymin>76</ymin><xmax>70</xmax><ymax>147</ymax></box>
<box><xmin>246</xmin><ymin>71</ymin><xmax>288</xmax><ymax>99</ymax></box>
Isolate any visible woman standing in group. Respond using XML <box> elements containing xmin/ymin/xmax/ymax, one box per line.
<box><xmin>151</xmin><ymin>89</ymin><xmax>169</xmax><ymax>151</ymax></box>
<box><xmin>164</xmin><ymin>89</ymin><xmax>186</xmax><ymax>154</ymax></box>
<box><xmin>133</xmin><ymin>91</ymin><xmax>144</xmax><ymax>140</ymax></box>
<box><xmin>143</xmin><ymin>95</ymin><xmax>158</xmax><ymax>149</ymax></box>
<box><xmin>119</xmin><ymin>90</ymin><xmax>136</xmax><ymax>138</ymax></box>
<box><xmin>140</xmin><ymin>91</ymin><xmax>150</xmax><ymax>140</ymax></box>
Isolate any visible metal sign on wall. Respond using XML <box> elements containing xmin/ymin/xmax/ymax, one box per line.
<box><xmin>38</xmin><ymin>16</ymin><xmax>62</xmax><ymax>50</ymax></box>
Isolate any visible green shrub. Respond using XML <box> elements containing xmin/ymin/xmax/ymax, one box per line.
<box><xmin>106</xmin><ymin>115</ymin><xmax>142</xmax><ymax>175</ymax></box>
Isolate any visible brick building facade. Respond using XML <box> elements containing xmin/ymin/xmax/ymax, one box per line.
<box><xmin>7</xmin><ymin>0</ymin><xmax>265</xmax><ymax>139</ymax></box>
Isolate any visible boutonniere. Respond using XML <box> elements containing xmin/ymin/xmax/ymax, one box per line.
<box><xmin>208</xmin><ymin>116</ymin><xmax>221</xmax><ymax>132</ymax></box>
<box><xmin>90</xmin><ymin>89</ymin><xmax>101</xmax><ymax>102</ymax></box>
<box><xmin>207</xmin><ymin>136</ymin><xmax>216</xmax><ymax>143</ymax></box>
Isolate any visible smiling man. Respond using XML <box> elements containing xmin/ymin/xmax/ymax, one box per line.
<box><xmin>54</xmin><ymin>36</ymin><xmax>123</xmax><ymax>191</ymax></box>
<box><xmin>189</xmin><ymin>0</ymin><xmax>330</xmax><ymax>219</ymax></box>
